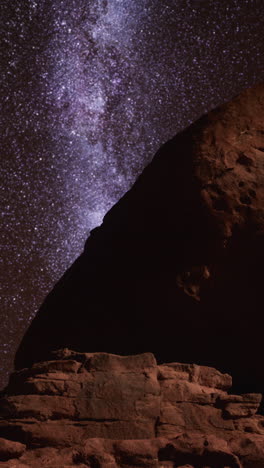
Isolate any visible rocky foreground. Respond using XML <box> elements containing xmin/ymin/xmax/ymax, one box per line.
<box><xmin>0</xmin><ymin>350</ymin><xmax>264</xmax><ymax>467</ymax></box>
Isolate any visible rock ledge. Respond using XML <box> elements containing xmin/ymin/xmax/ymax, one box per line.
<box><xmin>0</xmin><ymin>350</ymin><xmax>263</xmax><ymax>467</ymax></box>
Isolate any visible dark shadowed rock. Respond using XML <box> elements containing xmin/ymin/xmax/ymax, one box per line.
<box><xmin>15</xmin><ymin>83</ymin><xmax>264</xmax><ymax>399</ymax></box>
<box><xmin>0</xmin><ymin>437</ymin><xmax>25</xmax><ymax>462</ymax></box>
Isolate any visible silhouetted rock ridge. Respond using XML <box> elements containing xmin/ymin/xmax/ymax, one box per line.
<box><xmin>15</xmin><ymin>83</ymin><xmax>264</xmax><ymax>398</ymax></box>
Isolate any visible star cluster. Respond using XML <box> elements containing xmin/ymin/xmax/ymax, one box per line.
<box><xmin>1</xmin><ymin>0</ymin><xmax>264</xmax><ymax>387</ymax></box>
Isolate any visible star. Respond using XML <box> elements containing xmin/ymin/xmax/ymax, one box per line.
<box><xmin>1</xmin><ymin>0</ymin><xmax>264</xmax><ymax>387</ymax></box>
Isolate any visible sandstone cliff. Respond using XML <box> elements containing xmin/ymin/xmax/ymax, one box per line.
<box><xmin>1</xmin><ymin>350</ymin><xmax>264</xmax><ymax>467</ymax></box>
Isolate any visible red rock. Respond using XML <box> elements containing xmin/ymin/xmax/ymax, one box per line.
<box><xmin>31</xmin><ymin>359</ymin><xmax>82</xmax><ymax>374</ymax></box>
<box><xmin>229</xmin><ymin>433</ymin><xmax>264</xmax><ymax>468</ymax></box>
<box><xmin>158</xmin><ymin>362</ymin><xmax>232</xmax><ymax>391</ymax></box>
<box><xmin>217</xmin><ymin>393</ymin><xmax>262</xmax><ymax>418</ymax></box>
<box><xmin>0</xmin><ymin>395</ymin><xmax>77</xmax><ymax>421</ymax></box>
<box><xmin>1</xmin><ymin>351</ymin><xmax>264</xmax><ymax>466</ymax></box>
<box><xmin>83</xmin><ymin>351</ymin><xmax>157</xmax><ymax>371</ymax></box>
<box><xmin>0</xmin><ymin>437</ymin><xmax>25</xmax><ymax>462</ymax></box>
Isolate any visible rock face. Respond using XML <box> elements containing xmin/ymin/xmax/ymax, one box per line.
<box><xmin>0</xmin><ymin>351</ymin><xmax>264</xmax><ymax>467</ymax></box>
<box><xmin>15</xmin><ymin>84</ymin><xmax>264</xmax><ymax>395</ymax></box>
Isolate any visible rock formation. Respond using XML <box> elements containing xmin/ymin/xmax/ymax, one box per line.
<box><xmin>2</xmin><ymin>83</ymin><xmax>264</xmax><ymax>466</ymax></box>
<box><xmin>15</xmin><ymin>83</ymin><xmax>264</xmax><ymax>399</ymax></box>
<box><xmin>1</xmin><ymin>351</ymin><xmax>264</xmax><ymax>466</ymax></box>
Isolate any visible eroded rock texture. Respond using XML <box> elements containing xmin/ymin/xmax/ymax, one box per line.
<box><xmin>15</xmin><ymin>84</ymin><xmax>264</xmax><ymax>395</ymax></box>
<box><xmin>1</xmin><ymin>351</ymin><xmax>264</xmax><ymax>467</ymax></box>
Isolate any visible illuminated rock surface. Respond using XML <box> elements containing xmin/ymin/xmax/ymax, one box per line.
<box><xmin>1</xmin><ymin>351</ymin><xmax>264</xmax><ymax>466</ymax></box>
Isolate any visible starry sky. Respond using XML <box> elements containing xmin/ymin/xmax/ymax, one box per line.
<box><xmin>1</xmin><ymin>0</ymin><xmax>264</xmax><ymax>388</ymax></box>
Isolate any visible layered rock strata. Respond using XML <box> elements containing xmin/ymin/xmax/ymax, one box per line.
<box><xmin>0</xmin><ymin>351</ymin><xmax>264</xmax><ymax>467</ymax></box>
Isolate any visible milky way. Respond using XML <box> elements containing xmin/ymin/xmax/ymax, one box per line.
<box><xmin>1</xmin><ymin>0</ymin><xmax>264</xmax><ymax>387</ymax></box>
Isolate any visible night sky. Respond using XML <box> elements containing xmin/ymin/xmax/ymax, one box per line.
<box><xmin>1</xmin><ymin>0</ymin><xmax>264</xmax><ymax>388</ymax></box>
